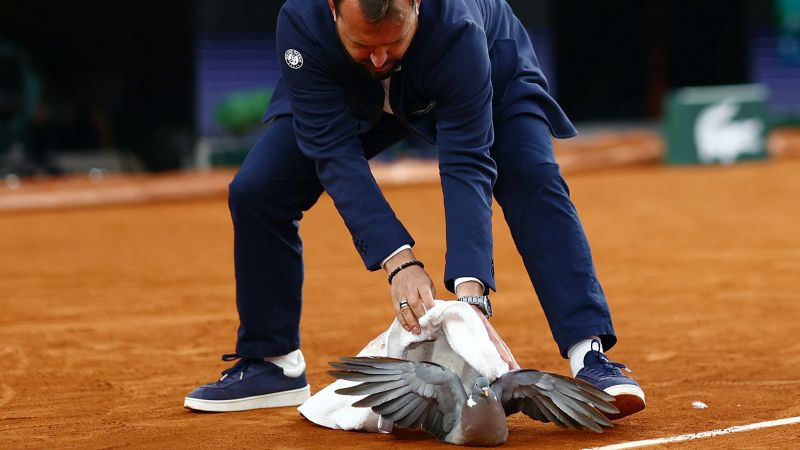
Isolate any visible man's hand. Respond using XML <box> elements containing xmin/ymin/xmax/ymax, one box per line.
<box><xmin>385</xmin><ymin>249</ymin><xmax>436</xmax><ymax>335</ymax></box>
<box><xmin>472</xmin><ymin>307</ymin><xmax>519</xmax><ymax>370</ymax></box>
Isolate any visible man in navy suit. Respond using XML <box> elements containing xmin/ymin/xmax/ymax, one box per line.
<box><xmin>185</xmin><ymin>0</ymin><xmax>645</xmax><ymax>419</ymax></box>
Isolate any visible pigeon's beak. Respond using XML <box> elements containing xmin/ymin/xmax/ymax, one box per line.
<box><xmin>481</xmin><ymin>387</ymin><xmax>490</xmax><ymax>397</ymax></box>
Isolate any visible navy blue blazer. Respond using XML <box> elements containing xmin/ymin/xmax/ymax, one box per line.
<box><xmin>266</xmin><ymin>0</ymin><xmax>576</xmax><ymax>292</ymax></box>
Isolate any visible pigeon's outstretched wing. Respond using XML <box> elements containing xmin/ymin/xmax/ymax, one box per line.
<box><xmin>492</xmin><ymin>369</ymin><xmax>618</xmax><ymax>433</ymax></box>
<box><xmin>328</xmin><ymin>356</ymin><xmax>467</xmax><ymax>441</ymax></box>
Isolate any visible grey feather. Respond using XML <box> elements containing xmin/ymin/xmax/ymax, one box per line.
<box><xmin>532</xmin><ymin>391</ymin><xmax>583</xmax><ymax>429</ymax></box>
<box><xmin>403</xmin><ymin>398</ymin><xmax>434</xmax><ymax>429</ymax></box>
<box><xmin>326</xmin><ymin>370</ymin><xmax>403</xmax><ymax>383</ymax></box>
<box><xmin>328</xmin><ymin>361</ymin><xmax>404</xmax><ymax>375</ymax></box>
<box><xmin>541</xmin><ymin>372</ymin><xmax>617</xmax><ymax>405</ymax></box>
<box><xmin>422</xmin><ymin>407</ymin><xmax>447</xmax><ymax>441</ymax></box>
<box><xmin>526</xmin><ymin>395</ymin><xmax>567</xmax><ymax>426</ymax></box>
<box><xmin>383</xmin><ymin>395</ymin><xmax>427</xmax><ymax>423</ymax></box>
<box><xmin>569</xmin><ymin>380</ymin><xmax>616</xmax><ymax>402</ymax></box>
<box><xmin>328</xmin><ymin>356</ymin><xmax>466</xmax><ymax>441</ymax></box>
<box><xmin>549</xmin><ymin>389</ymin><xmax>614</xmax><ymax>429</ymax></box>
<box><xmin>337</xmin><ymin>356</ymin><xmax>411</xmax><ymax>369</ymax></box>
<box><xmin>559</xmin><ymin>383</ymin><xmax>619</xmax><ymax>415</ymax></box>
<box><xmin>352</xmin><ymin>386</ymin><xmax>413</xmax><ymax>407</ymax></box>
<box><xmin>507</xmin><ymin>398</ymin><xmax>548</xmax><ymax>423</ymax></box>
<box><xmin>548</xmin><ymin>391</ymin><xmax>605</xmax><ymax>432</ymax></box>
<box><xmin>335</xmin><ymin>378</ymin><xmax>407</xmax><ymax>396</ymax></box>
<box><xmin>387</xmin><ymin>397</ymin><xmax>427</xmax><ymax>428</ymax></box>
<box><xmin>372</xmin><ymin>391</ymin><xmax>418</xmax><ymax>415</ymax></box>
<box><xmin>492</xmin><ymin>369</ymin><xmax>616</xmax><ymax>433</ymax></box>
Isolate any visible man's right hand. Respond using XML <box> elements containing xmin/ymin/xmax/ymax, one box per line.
<box><xmin>384</xmin><ymin>249</ymin><xmax>436</xmax><ymax>335</ymax></box>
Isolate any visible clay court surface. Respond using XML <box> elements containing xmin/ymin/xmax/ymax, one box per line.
<box><xmin>2</xmin><ymin>157</ymin><xmax>800</xmax><ymax>449</ymax></box>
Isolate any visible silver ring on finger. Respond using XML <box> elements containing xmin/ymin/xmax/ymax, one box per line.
<box><xmin>398</xmin><ymin>299</ymin><xmax>410</xmax><ymax>309</ymax></box>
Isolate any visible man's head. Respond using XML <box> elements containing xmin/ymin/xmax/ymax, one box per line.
<box><xmin>328</xmin><ymin>0</ymin><xmax>421</xmax><ymax>80</ymax></box>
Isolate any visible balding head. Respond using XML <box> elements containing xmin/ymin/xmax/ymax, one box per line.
<box><xmin>332</xmin><ymin>0</ymin><xmax>416</xmax><ymax>24</ymax></box>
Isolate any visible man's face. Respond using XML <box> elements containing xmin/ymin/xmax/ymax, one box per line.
<box><xmin>330</xmin><ymin>0</ymin><xmax>420</xmax><ymax>80</ymax></box>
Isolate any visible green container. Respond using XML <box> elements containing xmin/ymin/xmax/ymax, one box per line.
<box><xmin>664</xmin><ymin>84</ymin><xmax>770</xmax><ymax>165</ymax></box>
<box><xmin>214</xmin><ymin>89</ymin><xmax>273</xmax><ymax>134</ymax></box>
<box><xmin>210</xmin><ymin>147</ymin><xmax>250</xmax><ymax>167</ymax></box>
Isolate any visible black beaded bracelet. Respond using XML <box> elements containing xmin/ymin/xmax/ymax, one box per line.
<box><xmin>387</xmin><ymin>260</ymin><xmax>424</xmax><ymax>285</ymax></box>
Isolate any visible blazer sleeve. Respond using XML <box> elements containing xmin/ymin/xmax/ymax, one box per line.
<box><xmin>430</xmin><ymin>23</ymin><xmax>497</xmax><ymax>293</ymax></box>
<box><xmin>275</xmin><ymin>8</ymin><xmax>414</xmax><ymax>270</ymax></box>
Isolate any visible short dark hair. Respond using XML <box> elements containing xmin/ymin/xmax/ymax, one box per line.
<box><xmin>333</xmin><ymin>0</ymin><xmax>415</xmax><ymax>23</ymax></box>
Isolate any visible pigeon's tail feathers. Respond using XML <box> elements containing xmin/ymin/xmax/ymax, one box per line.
<box><xmin>493</xmin><ymin>369</ymin><xmax>617</xmax><ymax>433</ymax></box>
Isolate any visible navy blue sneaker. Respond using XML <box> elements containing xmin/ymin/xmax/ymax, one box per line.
<box><xmin>184</xmin><ymin>353</ymin><xmax>311</xmax><ymax>412</ymax></box>
<box><xmin>575</xmin><ymin>342</ymin><xmax>645</xmax><ymax>420</ymax></box>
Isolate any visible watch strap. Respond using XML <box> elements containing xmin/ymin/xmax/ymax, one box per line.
<box><xmin>458</xmin><ymin>295</ymin><xmax>493</xmax><ymax>318</ymax></box>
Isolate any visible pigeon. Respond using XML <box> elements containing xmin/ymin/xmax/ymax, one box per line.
<box><xmin>328</xmin><ymin>356</ymin><xmax>619</xmax><ymax>446</ymax></box>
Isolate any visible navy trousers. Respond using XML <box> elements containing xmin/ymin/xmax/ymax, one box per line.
<box><xmin>229</xmin><ymin>113</ymin><xmax>615</xmax><ymax>359</ymax></box>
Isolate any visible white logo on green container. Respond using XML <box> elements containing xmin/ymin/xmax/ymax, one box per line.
<box><xmin>694</xmin><ymin>100</ymin><xmax>764</xmax><ymax>164</ymax></box>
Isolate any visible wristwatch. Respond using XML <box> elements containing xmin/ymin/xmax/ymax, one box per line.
<box><xmin>458</xmin><ymin>295</ymin><xmax>493</xmax><ymax>318</ymax></box>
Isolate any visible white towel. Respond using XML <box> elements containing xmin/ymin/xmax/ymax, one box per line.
<box><xmin>297</xmin><ymin>300</ymin><xmax>519</xmax><ymax>432</ymax></box>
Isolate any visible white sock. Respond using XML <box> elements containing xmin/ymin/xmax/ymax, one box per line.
<box><xmin>568</xmin><ymin>337</ymin><xmax>602</xmax><ymax>377</ymax></box>
<box><xmin>265</xmin><ymin>349</ymin><xmax>306</xmax><ymax>378</ymax></box>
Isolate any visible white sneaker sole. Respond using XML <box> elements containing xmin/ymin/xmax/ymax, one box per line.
<box><xmin>184</xmin><ymin>385</ymin><xmax>311</xmax><ymax>412</ymax></box>
<box><xmin>604</xmin><ymin>384</ymin><xmax>646</xmax><ymax>420</ymax></box>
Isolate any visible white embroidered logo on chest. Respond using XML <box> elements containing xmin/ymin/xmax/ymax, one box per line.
<box><xmin>285</xmin><ymin>49</ymin><xmax>303</xmax><ymax>69</ymax></box>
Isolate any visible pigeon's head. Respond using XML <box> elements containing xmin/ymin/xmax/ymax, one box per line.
<box><xmin>467</xmin><ymin>376</ymin><xmax>496</xmax><ymax>405</ymax></box>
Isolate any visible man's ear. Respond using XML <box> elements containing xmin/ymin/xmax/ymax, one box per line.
<box><xmin>328</xmin><ymin>0</ymin><xmax>337</xmax><ymax>21</ymax></box>
<box><xmin>415</xmin><ymin>0</ymin><xmax>421</xmax><ymax>14</ymax></box>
